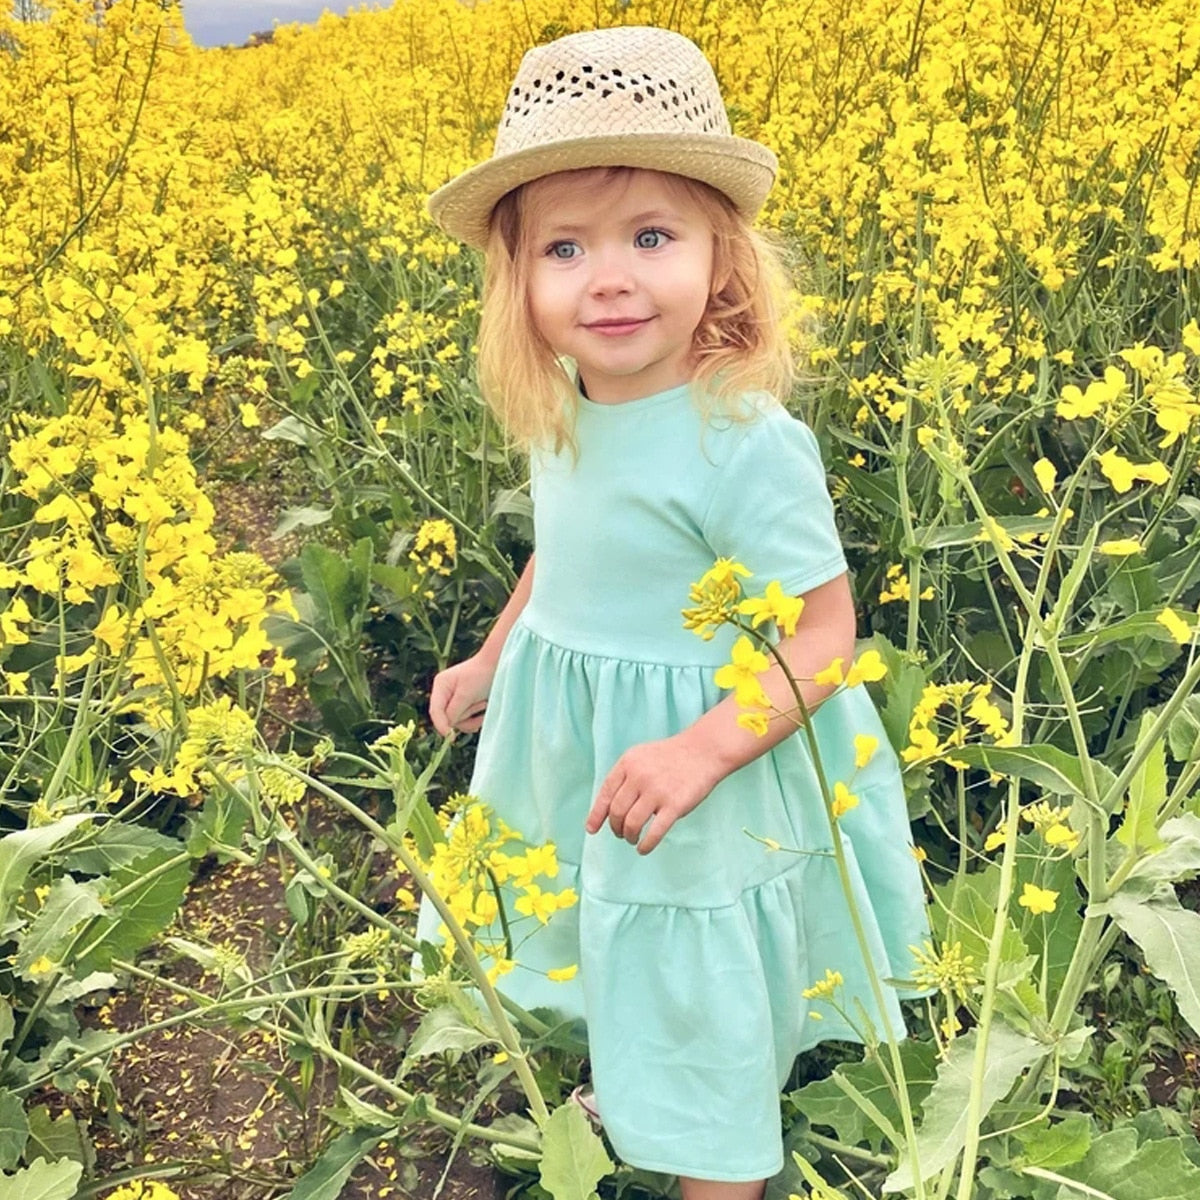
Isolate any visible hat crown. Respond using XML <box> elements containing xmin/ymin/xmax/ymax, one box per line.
<box><xmin>496</xmin><ymin>26</ymin><xmax>732</xmax><ymax>156</ymax></box>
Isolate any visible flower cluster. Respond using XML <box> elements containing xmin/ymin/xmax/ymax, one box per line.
<box><xmin>902</xmin><ymin>681</ymin><xmax>1014</xmax><ymax>767</ymax></box>
<box><xmin>422</xmin><ymin>798</ymin><xmax>578</xmax><ymax>984</ymax></box>
<box><xmin>409</xmin><ymin>518</ymin><xmax>458</xmax><ymax>579</ymax></box>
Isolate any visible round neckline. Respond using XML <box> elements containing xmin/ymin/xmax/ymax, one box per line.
<box><xmin>576</xmin><ymin>381</ymin><xmax>695</xmax><ymax>415</ymax></box>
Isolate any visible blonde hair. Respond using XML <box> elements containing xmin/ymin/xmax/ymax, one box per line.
<box><xmin>476</xmin><ymin>168</ymin><xmax>794</xmax><ymax>451</ymax></box>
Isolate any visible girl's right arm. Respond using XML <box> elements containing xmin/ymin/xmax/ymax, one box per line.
<box><xmin>428</xmin><ymin>554</ymin><xmax>535</xmax><ymax>735</ymax></box>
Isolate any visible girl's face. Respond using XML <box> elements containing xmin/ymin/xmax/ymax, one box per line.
<box><xmin>522</xmin><ymin>169</ymin><xmax>714</xmax><ymax>405</ymax></box>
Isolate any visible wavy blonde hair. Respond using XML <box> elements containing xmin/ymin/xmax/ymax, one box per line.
<box><xmin>476</xmin><ymin>167</ymin><xmax>794</xmax><ymax>451</ymax></box>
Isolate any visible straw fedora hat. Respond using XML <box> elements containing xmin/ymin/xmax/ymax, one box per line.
<box><xmin>428</xmin><ymin>26</ymin><xmax>778</xmax><ymax>248</ymax></box>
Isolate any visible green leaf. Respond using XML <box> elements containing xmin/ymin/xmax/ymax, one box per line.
<box><xmin>0</xmin><ymin>1089</ymin><xmax>29</xmax><ymax>1171</ymax></box>
<box><xmin>789</xmin><ymin>1039</ymin><xmax>939</xmax><ymax>1151</ymax></box>
<box><xmin>62</xmin><ymin>823</ymin><xmax>177</xmax><ymax>875</ymax></box>
<box><xmin>1014</xmin><ymin>1111</ymin><xmax>1093</xmax><ymax>1170</ymax></box>
<box><xmin>331</xmin><ymin>1086</ymin><xmax>399</xmax><ymax>1132</ymax></box>
<box><xmin>1096</xmin><ymin>891</ymin><xmax>1200</xmax><ymax>1038</ymax></box>
<box><xmin>1048</xmin><ymin>523</ymin><xmax>1100</xmax><ymax>635</ymax></box>
<box><xmin>0</xmin><ymin>816</ymin><xmax>94</xmax><ymax>930</ymax></box>
<box><xmin>282</xmin><ymin>1128</ymin><xmax>387</xmax><ymax>1200</ymax></box>
<box><xmin>272</xmin><ymin>505</ymin><xmax>333</xmax><ymax>539</ymax></box>
<box><xmin>538</xmin><ymin>1102</ymin><xmax>614</xmax><ymax>1200</ymax></box>
<box><xmin>263</xmin><ymin>414</ymin><xmax>320</xmax><ymax>447</ymax></box>
<box><xmin>883</xmin><ymin>1023</ymin><xmax>1049</xmax><ymax>1192</ymax></box>
<box><xmin>15</xmin><ymin>878</ymin><xmax>106</xmax><ymax>978</ymax></box>
<box><xmin>298</xmin><ymin>540</ymin><xmax>371</xmax><ymax>645</ymax></box>
<box><xmin>72</xmin><ymin>850</ymin><xmax>191</xmax><ymax>977</ymax></box>
<box><xmin>1126</xmin><ymin>815</ymin><xmax>1200</xmax><ymax>886</ymax></box>
<box><xmin>1027</xmin><ymin>1127</ymin><xmax>1200</xmax><ymax>1200</ymax></box>
<box><xmin>0</xmin><ymin>1156</ymin><xmax>83</xmax><ymax>1200</ymax></box>
<box><xmin>912</xmin><ymin>515</ymin><xmax>1054</xmax><ymax>550</ymax></box>
<box><xmin>1167</xmin><ymin>696</ymin><xmax>1200</xmax><ymax>763</ymax></box>
<box><xmin>1059</xmin><ymin>612</ymin><xmax>1193</xmax><ymax>651</ymax></box>
<box><xmin>1116</xmin><ymin>713</ymin><xmax>1166</xmax><ymax>852</ymax></box>
<box><xmin>399</xmin><ymin>1005</ymin><xmax>493</xmax><ymax>1077</ymax></box>
<box><xmin>25</xmin><ymin>1106</ymin><xmax>89</xmax><ymax>1169</ymax></box>
<box><xmin>946</xmin><ymin>744</ymin><xmax>1116</xmax><ymax>805</ymax></box>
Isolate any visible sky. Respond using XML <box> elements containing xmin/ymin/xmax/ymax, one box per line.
<box><xmin>181</xmin><ymin>1</ymin><xmax>384</xmax><ymax>48</ymax></box>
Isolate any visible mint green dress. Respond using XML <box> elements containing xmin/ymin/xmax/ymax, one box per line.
<box><xmin>418</xmin><ymin>384</ymin><xmax>928</xmax><ymax>1182</ymax></box>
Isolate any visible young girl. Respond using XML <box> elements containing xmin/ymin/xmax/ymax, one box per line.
<box><xmin>419</xmin><ymin>26</ymin><xmax>928</xmax><ymax>1198</ymax></box>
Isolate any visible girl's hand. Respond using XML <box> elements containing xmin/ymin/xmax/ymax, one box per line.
<box><xmin>586</xmin><ymin>734</ymin><xmax>722</xmax><ymax>855</ymax></box>
<box><xmin>429</xmin><ymin>654</ymin><xmax>496</xmax><ymax>736</ymax></box>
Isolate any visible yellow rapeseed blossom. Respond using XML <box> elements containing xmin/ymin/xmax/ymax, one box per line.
<box><xmin>878</xmin><ymin>564</ymin><xmax>934</xmax><ymax>605</ymax></box>
<box><xmin>802</xmin><ymin>968</ymin><xmax>844</xmax><ymax>1001</ymax></box>
<box><xmin>853</xmin><ymin>734</ymin><xmax>879</xmax><ymax>768</ymax></box>
<box><xmin>103</xmin><ymin>1184</ymin><xmax>183</xmax><ymax>1200</ymax></box>
<box><xmin>714</xmin><ymin>636</ymin><xmax>772</xmax><ymax>709</ymax></box>
<box><xmin>1098</xmin><ymin>539</ymin><xmax>1143</xmax><ymax>556</ymax></box>
<box><xmin>737</xmin><ymin>580</ymin><xmax>805</xmax><ymax>637</ymax></box>
<box><xmin>683</xmin><ymin>559</ymin><xmax>751</xmax><ymax>640</ymax></box>
<box><xmin>1018</xmin><ymin>883</ymin><xmax>1059</xmax><ymax>915</ymax></box>
<box><xmin>1157</xmin><ymin>607</ymin><xmax>1194</xmax><ymax>645</ymax></box>
<box><xmin>831</xmin><ymin>782</ymin><xmax>859</xmax><ymax>818</ymax></box>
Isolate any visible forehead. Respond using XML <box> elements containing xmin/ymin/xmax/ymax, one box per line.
<box><xmin>521</xmin><ymin>168</ymin><xmax>702</xmax><ymax>230</ymax></box>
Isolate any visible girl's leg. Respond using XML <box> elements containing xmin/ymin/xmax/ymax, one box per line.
<box><xmin>678</xmin><ymin>1177</ymin><xmax>766</xmax><ymax>1200</ymax></box>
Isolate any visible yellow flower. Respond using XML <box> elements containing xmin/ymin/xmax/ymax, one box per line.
<box><xmin>737</xmin><ymin>580</ymin><xmax>805</xmax><ymax>637</ymax></box>
<box><xmin>983</xmin><ymin>830</ymin><xmax>1007</xmax><ymax>852</ymax></box>
<box><xmin>1044</xmin><ymin>823</ymin><xmax>1081</xmax><ymax>851</ymax></box>
<box><xmin>547</xmin><ymin>964</ymin><xmax>578</xmax><ymax>982</ymax></box>
<box><xmin>2</xmin><ymin>670</ymin><xmax>30</xmax><ymax>696</ymax></box>
<box><xmin>1098</xmin><ymin>539</ymin><xmax>1142</xmax><ymax>556</ymax></box>
<box><xmin>1017</xmin><ymin>883</ymin><xmax>1059</xmax><ymax>915</ymax></box>
<box><xmin>910</xmin><ymin>845</ymin><xmax>927</xmax><ymax>863</ymax></box>
<box><xmin>683</xmin><ymin>558</ymin><xmax>751</xmax><ymax>639</ymax></box>
<box><xmin>1097</xmin><ymin>448</ymin><xmax>1170</xmax><ymax>494</ymax></box>
<box><xmin>813</xmin><ymin>657</ymin><xmax>844</xmax><ymax>687</ymax></box>
<box><xmin>853</xmin><ymin>734</ymin><xmax>879</xmax><ymax>768</ymax></box>
<box><xmin>1032</xmin><ymin>458</ymin><xmax>1057</xmax><ymax>493</ymax></box>
<box><xmin>845</xmin><ymin>649</ymin><xmax>887</xmax><ymax>686</ymax></box>
<box><xmin>1184</xmin><ymin>321</ymin><xmax>1200</xmax><ymax>357</ymax></box>
<box><xmin>737</xmin><ymin>710</ymin><xmax>771</xmax><ymax>737</ymax></box>
<box><xmin>831</xmin><ymin>781</ymin><xmax>859</xmax><ymax>818</ymax></box>
<box><xmin>714</xmin><ymin>636</ymin><xmax>771</xmax><ymax>709</ymax></box>
<box><xmin>1157</xmin><ymin>607</ymin><xmax>1193</xmax><ymax>645</ymax></box>
<box><xmin>802</xmin><ymin>968</ymin><xmax>844</xmax><ymax>1001</ymax></box>
<box><xmin>238</xmin><ymin>402</ymin><xmax>261</xmax><ymax>429</ymax></box>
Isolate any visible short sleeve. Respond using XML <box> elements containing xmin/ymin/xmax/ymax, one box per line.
<box><xmin>700</xmin><ymin>407</ymin><xmax>847</xmax><ymax>595</ymax></box>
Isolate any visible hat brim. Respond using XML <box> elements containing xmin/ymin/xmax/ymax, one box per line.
<box><xmin>427</xmin><ymin>132</ymin><xmax>777</xmax><ymax>248</ymax></box>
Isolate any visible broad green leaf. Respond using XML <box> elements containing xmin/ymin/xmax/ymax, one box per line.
<box><xmin>1167</xmin><ymin>696</ymin><xmax>1200</xmax><ymax>763</ymax></box>
<box><xmin>1126</xmin><ymin>815</ymin><xmax>1200</xmax><ymax>886</ymax></box>
<box><xmin>0</xmin><ymin>1088</ymin><xmax>29</xmax><ymax>1171</ymax></box>
<box><xmin>947</xmin><ymin>744</ymin><xmax>1116</xmax><ymax>805</ymax></box>
<box><xmin>72</xmin><ymin>850</ymin><xmax>191</xmax><ymax>977</ymax></box>
<box><xmin>1096</xmin><ymin>891</ymin><xmax>1200</xmax><ymax>1038</ymax></box>
<box><xmin>912</xmin><ymin>515</ymin><xmax>1054</xmax><ymax>550</ymax></box>
<box><xmin>15</xmin><ymin>878</ymin><xmax>106</xmax><ymax>977</ymax></box>
<box><xmin>538</xmin><ymin>1101</ymin><xmax>614</xmax><ymax>1200</ymax></box>
<box><xmin>281</xmin><ymin>1128</ymin><xmax>387</xmax><ymax>1200</ymax></box>
<box><xmin>62</xmin><ymin>824</ymin><xmax>177</xmax><ymax>875</ymax></box>
<box><xmin>0</xmin><ymin>816</ymin><xmax>93</xmax><ymax>929</ymax></box>
<box><xmin>1059</xmin><ymin>612</ymin><xmax>1193</xmax><ymax>651</ymax></box>
<box><xmin>25</xmin><ymin>1106</ymin><xmax>89</xmax><ymax>1169</ymax></box>
<box><xmin>399</xmin><ymin>1004</ymin><xmax>493</xmax><ymax>1076</ymax></box>
<box><xmin>883</xmin><ymin>1023</ymin><xmax>1049</xmax><ymax>1192</ymax></box>
<box><xmin>332</xmin><ymin>1086</ymin><xmax>398</xmax><ymax>1131</ymax></box>
<box><xmin>1048</xmin><ymin>523</ymin><xmax>1099</xmax><ymax>634</ymax></box>
<box><xmin>272</xmin><ymin>505</ymin><xmax>333</xmax><ymax>539</ymax></box>
<box><xmin>1014</xmin><ymin>1111</ymin><xmax>1093</xmax><ymax>1170</ymax></box>
<box><xmin>1027</xmin><ymin>1127</ymin><xmax>1200</xmax><ymax>1200</ymax></box>
<box><xmin>0</xmin><ymin>1156</ymin><xmax>83</xmax><ymax>1200</ymax></box>
<box><xmin>1116</xmin><ymin>713</ymin><xmax>1166</xmax><ymax>852</ymax></box>
<box><xmin>262</xmin><ymin>414</ymin><xmax>320</xmax><ymax>447</ymax></box>
<box><xmin>789</xmin><ymin>1039</ymin><xmax>938</xmax><ymax>1151</ymax></box>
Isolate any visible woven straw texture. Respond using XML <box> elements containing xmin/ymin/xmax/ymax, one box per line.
<box><xmin>428</xmin><ymin>26</ymin><xmax>777</xmax><ymax>247</ymax></box>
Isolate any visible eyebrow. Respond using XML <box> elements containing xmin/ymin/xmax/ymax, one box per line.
<box><xmin>537</xmin><ymin>209</ymin><xmax>682</xmax><ymax>236</ymax></box>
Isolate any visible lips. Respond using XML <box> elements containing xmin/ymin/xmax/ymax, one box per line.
<box><xmin>583</xmin><ymin>317</ymin><xmax>653</xmax><ymax>335</ymax></box>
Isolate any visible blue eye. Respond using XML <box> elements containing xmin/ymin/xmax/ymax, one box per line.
<box><xmin>635</xmin><ymin>228</ymin><xmax>669</xmax><ymax>249</ymax></box>
<box><xmin>547</xmin><ymin>241</ymin><xmax>580</xmax><ymax>259</ymax></box>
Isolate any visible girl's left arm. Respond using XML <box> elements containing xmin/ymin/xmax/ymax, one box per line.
<box><xmin>586</xmin><ymin>572</ymin><xmax>857</xmax><ymax>854</ymax></box>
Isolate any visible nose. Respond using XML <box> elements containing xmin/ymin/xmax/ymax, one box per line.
<box><xmin>585</xmin><ymin>244</ymin><xmax>634</xmax><ymax>298</ymax></box>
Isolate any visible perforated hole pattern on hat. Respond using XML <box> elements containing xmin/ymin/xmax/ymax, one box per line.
<box><xmin>503</xmin><ymin>65</ymin><xmax>721</xmax><ymax>132</ymax></box>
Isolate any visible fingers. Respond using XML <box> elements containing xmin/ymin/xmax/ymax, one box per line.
<box><xmin>429</xmin><ymin>673</ymin><xmax>454</xmax><ymax>736</ymax></box>
<box><xmin>585</xmin><ymin>765</ymin><xmax>619</xmax><ymax>834</ymax></box>
<box><xmin>429</xmin><ymin>671</ymin><xmax>487</xmax><ymax>736</ymax></box>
